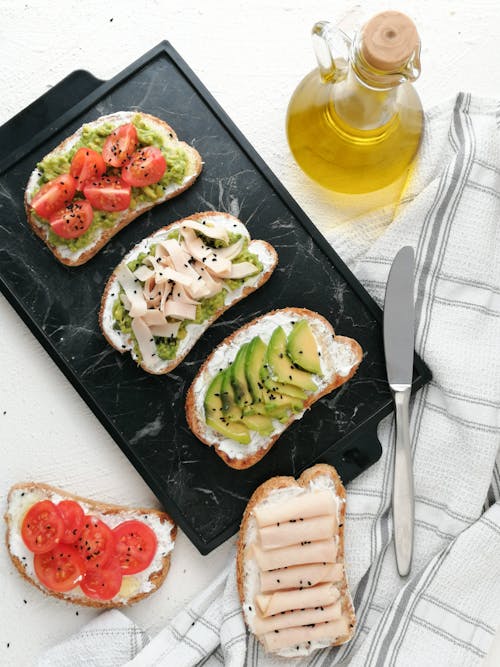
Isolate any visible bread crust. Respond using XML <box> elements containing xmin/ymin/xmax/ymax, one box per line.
<box><xmin>236</xmin><ymin>463</ymin><xmax>356</xmax><ymax>653</ymax></box>
<box><xmin>185</xmin><ymin>308</ymin><xmax>363</xmax><ymax>469</ymax></box>
<box><xmin>99</xmin><ymin>211</ymin><xmax>278</xmax><ymax>375</ymax></box>
<box><xmin>5</xmin><ymin>482</ymin><xmax>177</xmax><ymax>609</ymax></box>
<box><xmin>24</xmin><ymin>112</ymin><xmax>202</xmax><ymax>266</ymax></box>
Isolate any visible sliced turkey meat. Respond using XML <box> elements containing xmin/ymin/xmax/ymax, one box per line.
<box><xmin>180</xmin><ymin>219</ymin><xmax>229</xmax><ymax>244</ymax></box>
<box><xmin>115</xmin><ymin>265</ymin><xmax>147</xmax><ymax>318</ymax></box>
<box><xmin>131</xmin><ymin>317</ymin><xmax>156</xmax><ymax>364</ymax></box>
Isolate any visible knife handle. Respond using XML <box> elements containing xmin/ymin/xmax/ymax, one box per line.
<box><xmin>391</xmin><ymin>385</ymin><xmax>414</xmax><ymax>577</ymax></box>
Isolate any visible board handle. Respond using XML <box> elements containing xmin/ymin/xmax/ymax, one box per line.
<box><xmin>318</xmin><ymin>422</ymin><xmax>382</xmax><ymax>484</ymax></box>
<box><xmin>0</xmin><ymin>70</ymin><xmax>103</xmax><ymax>161</ymax></box>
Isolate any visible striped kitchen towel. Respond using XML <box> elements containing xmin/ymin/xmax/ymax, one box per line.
<box><xmin>38</xmin><ymin>93</ymin><xmax>500</xmax><ymax>666</ymax></box>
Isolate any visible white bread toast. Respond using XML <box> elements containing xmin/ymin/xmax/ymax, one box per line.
<box><xmin>5</xmin><ymin>482</ymin><xmax>177</xmax><ymax>609</ymax></box>
<box><xmin>25</xmin><ymin>111</ymin><xmax>202</xmax><ymax>266</ymax></box>
<box><xmin>185</xmin><ymin>308</ymin><xmax>363</xmax><ymax>469</ymax></box>
<box><xmin>99</xmin><ymin>211</ymin><xmax>278</xmax><ymax>374</ymax></box>
<box><xmin>237</xmin><ymin>463</ymin><xmax>356</xmax><ymax>657</ymax></box>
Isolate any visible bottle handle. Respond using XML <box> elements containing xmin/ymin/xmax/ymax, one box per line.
<box><xmin>312</xmin><ymin>21</ymin><xmax>351</xmax><ymax>83</ymax></box>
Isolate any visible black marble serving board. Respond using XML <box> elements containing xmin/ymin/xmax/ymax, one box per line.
<box><xmin>0</xmin><ymin>42</ymin><xmax>430</xmax><ymax>554</ymax></box>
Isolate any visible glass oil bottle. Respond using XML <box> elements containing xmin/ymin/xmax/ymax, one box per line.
<box><xmin>286</xmin><ymin>11</ymin><xmax>423</xmax><ymax>194</ymax></box>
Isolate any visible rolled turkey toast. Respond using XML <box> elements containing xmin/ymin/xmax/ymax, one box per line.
<box><xmin>24</xmin><ymin>111</ymin><xmax>202</xmax><ymax>266</ymax></box>
<box><xmin>237</xmin><ymin>463</ymin><xmax>356</xmax><ymax>656</ymax></box>
<box><xmin>185</xmin><ymin>308</ymin><xmax>363</xmax><ymax>469</ymax></box>
<box><xmin>99</xmin><ymin>211</ymin><xmax>278</xmax><ymax>375</ymax></box>
<box><xmin>5</xmin><ymin>482</ymin><xmax>177</xmax><ymax>609</ymax></box>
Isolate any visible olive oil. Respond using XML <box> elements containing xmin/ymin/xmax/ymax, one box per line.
<box><xmin>286</xmin><ymin>69</ymin><xmax>423</xmax><ymax>193</ymax></box>
<box><xmin>287</xmin><ymin>12</ymin><xmax>423</xmax><ymax>195</ymax></box>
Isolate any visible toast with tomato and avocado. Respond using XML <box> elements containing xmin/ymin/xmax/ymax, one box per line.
<box><xmin>5</xmin><ymin>482</ymin><xmax>177</xmax><ymax>608</ymax></box>
<box><xmin>100</xmin><ymin>211</ymin><xmax>278</xmax><ymax>374</ymax></box>
<box><xmin>186</xmin><ymin>308</ymin><xmax>363</xmax><ymax>469</ymax></box>
<box><xmin>25</xmin><ymin>111</ymin><xmax>202</xmax><ymax>266</ymax></box>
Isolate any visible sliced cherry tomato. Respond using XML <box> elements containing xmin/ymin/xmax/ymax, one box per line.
<box><xmin>57</xmin><ymin>500</ymin><xmax>84</xmax><ymax>544</ymax></box>
<box><xmin>70</xmin><ymin>147</ymin><xmax>106</xmax><ymax>190</ymax></box>
<box><xmin>83</xmin><ymin>176</ymin><xmax>131</xmax><ymax>212</ymax></box>
<box><xmin>102</xmin><ymin>123</ymin><xmax>138</xmax><ymax>167</ymax></box>
<box><xmin>49</xmin><ymin>199</ymin><xmax>93</xmax><ymax>239</ymax></box>
<box><xmin>21</xmin><ymin>500</ymin><xmax>64</xmax><ymax>554</ymax></box>
<box><xmin>75</xmin><ymin>516</ymin><xmax>115</xmax><ymax>568</ymax></box>
<box><xmin>113</xmin><ymin>520</ymin><xmax>158</xmax><ymax>574</ymax></box>
<box><xmin>34</xmin><ymin>544</ymin><xmax>85</xmax><ymax>592</ymax></box>
<box><xmin>80</xmin><ymin>558</ymin><xmax>123</xmax><ymax>601</ymax></box>
<box><xmin>30</xmin><ymin>174</ymin><xmax>77</xmax><ymax>220</ymax></box>
<box><xmin>121</xmin><ymin>146</ymin><xmax>166</xmax><ymax>187</ymax></box>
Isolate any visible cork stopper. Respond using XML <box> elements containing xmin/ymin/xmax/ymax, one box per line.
<box><xmin>361</xmin><ymin>11</ymin><xmax>419</xmax><ymax>71</ymax></box>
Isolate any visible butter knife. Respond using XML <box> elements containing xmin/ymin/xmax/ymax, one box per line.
<box><xmin>383</xmin><ymin>246</ymin><xmax>415</xmax><ymax>577</ymax></box>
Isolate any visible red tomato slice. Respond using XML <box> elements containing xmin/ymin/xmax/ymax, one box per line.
<box><xmin>34</xmin><ymin>544</ymin><xmax>85</xmax><ymax>593</ymax></box>
<box><xmin>113</xmin><ymin>520</ymin><xmax>158</xmax><ymax>574</ymax></box>
<box><xmin>57</xmin><ymin>500</ymin><xmax>84</xmax><ymax>544</ymax></box>
<box><xmin>70</xmin><ymin>147</ymin><xmax>106</xmax><ymax>190</ymax></box>
<box><xmin>21</xmin><ymin>500</ymin><xmax>64</xmax><ymax>554</ymax></box>
<box><xmin>121</xmin><ymin>146</ymin><xmax>166</xmax><ymax>187</ymax></box>
<box><xmin>80</xmin><ymin>558</ymin><xmax>123</xmax><ymax>601</ymax></box>
<box><xmin>83</xmin><ymin>176</ymin><xmax>131</xmax><ymax>212</ymax></box>
<box><xmin>31</xmin><ymin>174</ymin><xmax>77</xmax><ymax>220</ymax></box>
<box><xmin>102</xmin><ymin>123</ymin><xmax>138</xmax><ymax>167</ymax></box>
<box><xmin>49</xmin><ymin>200</ymin><xmax>93</xmax><ymax>239</ymax></box>
<box><xmin>76</xmin><ymin>516</ymin><xmax>115</xmax><ymax>568</ymax></box>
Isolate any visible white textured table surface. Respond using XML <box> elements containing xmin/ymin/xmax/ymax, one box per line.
<box><xmin>1</xmin><ymin>1</ymin><xmax>500</xmax><ymax>665</ymax></box>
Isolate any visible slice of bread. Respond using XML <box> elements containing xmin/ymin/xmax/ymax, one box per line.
<box><xmin>99</xmin><ymin>211</ymin><xmax>278</xmax><ymax>375</ymax></box>
<box><xmin>186</xmin><ymin>308</ymin><xmax>363</xmax><ymax>469</ymax></box>
<box><xmin>237</xmin><ymin>463</ymin><xmax>356</xmax><ymax>657</ymax></box>
<box><xmin>5</xmin><ymin>482</ymin><xmax>177</xmax><ymax>609</ymax></box>
<box><xmin>25</xmin><ymin>111</ymin><xmax>202</xmax><ymax>266</ymax></box>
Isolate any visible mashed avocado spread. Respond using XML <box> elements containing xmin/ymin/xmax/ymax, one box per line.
<box><xmin>34</xmin><ymin>115</ymin><xmax>189</xmax><ymax>250</ymax></box>
<box><xmin>112</xmin><ymin>233</ymin><xmax>263</xmax><ymax>364</ymax></box>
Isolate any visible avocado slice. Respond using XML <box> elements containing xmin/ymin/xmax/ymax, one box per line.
<box><xmin>231</xmin><ymin>343</ymin><xmax>253</xmax><ymax>408</ymax></box>
<box><xmin>287</xmin><ymin>320</ymin><xmax>323</xmax><ymax>375</ymax></box>
<box><xmin>241</xmin><ymin>414</ymin><xmax>274</xmax><ymax>435</ymax></box>
<box><xmin>204</xmin><ymin>371</ymin><xmax>250</xmax><ymax>444</ymax></box>
<box><xmin>263</xmin><ymin>378</ymin><xmax>307</xmax><ymax>400</ymax></box>
<box><xmin>206</xmin><ymin>417</ymin><xmax>250</xmax><ymax>444</ymax></box>
<box><xmin>243</xmin><ymin>402</ymin><xmax>289</xmax><ymax>420</ymax></box>
<box><xmin>221</xmin><ymin>368</ymin><xmax>244</xmax><ymax>422</ymax></box>
<box><xmin>245</xmin><ymin>336</ymin><xmax>267</xmax><ymax>403</ymax></box>
<box><xmin>262</xmin><ymin>390</ymin><xmax>304</xmax><ymax>414</ymax></box>
<box><xmin>266</xmin><ymin>326</ymin><xmax>317</xmax><ymax>391</ymax></box>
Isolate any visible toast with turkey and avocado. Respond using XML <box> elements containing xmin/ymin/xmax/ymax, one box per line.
<box><xmin>25</xmin><ymin>111</ymin><xmax>202</xmax><ymax>266</ymax></box>
<box><xmin>186</xmin><ymin>308</ymin><xmax>363</xmax><ymax>469</ymax></box>
<box><xmin>100</xmin><ymin>211</ymin><xmax>278</xmax><ymax>374</ymax></box>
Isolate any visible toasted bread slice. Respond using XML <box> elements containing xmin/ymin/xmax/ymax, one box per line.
<box><xmin>237</xmin><ymin>463</ymin><xmax>356</xmax><ymax>657</ymax></box>
<box><xmin>99</xmin><ymin>211</ymin><xmax>278</xmax><ymax>374</ymax></box>
<box><xmin>5</xmin><ymin>482</ymin><xmax>177</xmax><ymax>609</ymax></box>
<box><xmin>25</xmin><ymin>111</ymin><xmax>202</xmax><ymax>266</ymax></box>
<box><xmin>186</xmin><ymin>308</ymin><xmax>363</xmax><ymax>469</ymax></box>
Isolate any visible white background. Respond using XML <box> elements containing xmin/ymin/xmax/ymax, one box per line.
<box><xmin>1</xmin><ymin>1</ymin><xmax>500</xmax><ymax>664</ymax></box>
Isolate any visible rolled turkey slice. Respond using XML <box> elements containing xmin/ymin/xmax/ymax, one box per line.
<box><xmin>250</xmin><ymin>539</ymin><xmax>337</xmax><ymax>572</ymax></box>
<box><xmin>253</xmin><ymin>600</ymin><xmax>342</xmax><ymax>635</ymax></box>
<box><xmin>253</xmin><ymin>490</ymin><xmax>337</xmax><ymax>527</ymax></box>
<box><xmin>259</xmin><ymin>515</ymin><xmax>337</xmax><ymax>551</ymax></box>
<box><xmin>131</xmin><ymin>317</ymin><xmax>156</xmax><ymax>365</ymax></box>
<box><xmin>180</xmin><ymin>219</ymin><xmax>229</xmax><ymax>244</ymax></box>
<box><xmin>115</xmin><ymin>265</ymin><xmax>147</xmax><ymax>319</ymax></box>
<box><xmin>260</xmin><ymin>563</ymin><xmax>344</xmax><ymax>593</ymax></box>
<box><xmin>256</xmin><ymin>582</ymin><xmax>340</xmax><ymax>617</ymax></box>
<box><xmin>261</xmin><ymin>617</ymin><xmax>351</xmax><ymax>653</ymax></box>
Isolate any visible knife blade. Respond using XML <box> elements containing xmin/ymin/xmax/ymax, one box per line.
<box><xmin>383</xmin><ymin>246</ymin><xmax>415</xmax><ymax>577</ymax></box>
